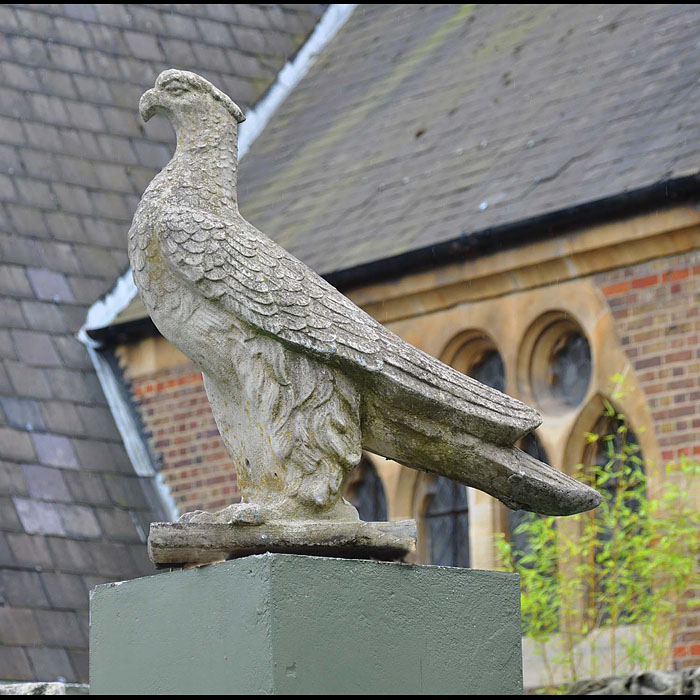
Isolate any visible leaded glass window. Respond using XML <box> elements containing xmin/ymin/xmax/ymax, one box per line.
<box><xmin>469</xmin><ymin>349</ymin><xmax>505</xmax><ymax>393</ymax></box>
<box><xmin>525</xmin><ymin>313</ymin><xmax>592</xmax><ymax>411</ymax></box>
<box><xmin>548</xmin><ymin>331</ymin><xmax>591</xmax><ymax>407</ymax></box>
<box><xmin>425</xmin><ymin>476</ymin><xmax>469</xmax><ymax>567</ymax></box>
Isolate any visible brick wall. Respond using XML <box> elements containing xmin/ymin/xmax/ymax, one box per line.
<box><xmin>122</xmin><ymin>249</ymin><xmax>699</xmax><ymax>670</ymax></box>
<box><xmin>595</xmin><ymin>250</ymin><xmax>699</xmax><ymax>463</ymax></box>
<box><xmin>129</xmin><ymin>363</ymin><xmax>239</xmax><ymax>515</ymax></box>
<box><xmin>595</xmin><ymin>249</ymin><xmax>699</xmax><ymax>670</ymax></box>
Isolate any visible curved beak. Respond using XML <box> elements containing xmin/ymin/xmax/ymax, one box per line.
<box><xmin>139</xmin><ymin>88</ymin><xmax>162</xmax><ymax>122</ymax></box>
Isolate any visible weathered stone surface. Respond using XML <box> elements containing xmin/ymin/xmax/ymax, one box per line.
<box><xmin>129</xmin><ymin>69</ymin><xmax>600</xmax><ymax>558</ymax></box>
<box><xmin>567</xmin><ymin>666</ymin><xmax>700</xmax><ymax>695</ymax></box>
<box><xmin>148</xmin><ymin>519</ymin><xmax>417</xmax><ymax>566</ymax></box>
<box><xmin>0</xmin><ymin>682</ymin><xmax>88</xmax><ymax>695</ymax></box>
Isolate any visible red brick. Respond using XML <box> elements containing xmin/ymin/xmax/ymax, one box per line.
<box><xmin>601</xmin><ymin>280</ymin><xmax>630</xmax><ymax>296</ymax></box>
<box><xmin>631</xmin><ymin>274</ymin><xmax>659</xmax><ymax>289</ymax></box>
<box><xmin>662</xmin><ymin>268</ymin><xmax>690</xmax><ymax>283</ymax></box>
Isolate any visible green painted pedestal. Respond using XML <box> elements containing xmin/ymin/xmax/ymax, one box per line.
<box><xmin>90</xmin><ymin>553</ymin><xmax>522</xmax><ymax>694</ymax></box>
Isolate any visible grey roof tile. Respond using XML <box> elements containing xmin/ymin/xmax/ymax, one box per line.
<box><xmin>0</xmin><ymin>363</ymin><xmax>12</xmax><ymax>395</ymax></box>
<box><xmin>71</xmin><ymin>438</ymin><xmax>134</xmax><ymax>474</ymax></box>
<box><xmin>2</xmin><ymin>299</ymin><xmax>26</xmax><ymax>330</ymax></box>
<box><xmin>45</xmin><ymin>536</ymin><xmax>94</xmax><ymax>575</ymax></box>
<box><xmin>20</xmin><ymin>301</ymin><xmax>69</xmax><ymax>334</ymax></box>
<box><xmin>0</xmin><ymin>171</ymin><xmax>18</xmax><ymax>200</ymax></box>
<box><xmin>7</xmin><ymin>204</ymin><xmax>50</xmax><ymax>238</ymax></box>
<box><xmin>56</xmin><ymin>504</ymin><xmax>101</xmax><ymax>539</ymax></box>
<box><xmin>4</xmin><ymin>360</ymin><xmax>53</xmax><ymax>400</ymax></box>
<box><xmin>21</xmin><ymin>464</ymin><xmax>71</xmax><ymax>502</ymax></box>
<box><xmin>0</xmin><ymin>646</ymin><xmax>34</xmax><ymax>682</ymax></box>
<box><xmin>26</xmin><ymin>647</ymin><xmax>77</xmax><ymax>684</ymax></box>
<box><xmin>31</xmin><ymin>432</ymin><xmax>79</xmax><ymax>469</ymax></box>
<box><xmin>13</xmin><ymin>498</ymin><xmax>65</xmax><ymax>536</ymax></box>
<box><xmin>41</xmin><ymin>571</ymin><xmax>89</xmax><ymax>610</ymax></box>
<box><xmin>86</xmin><ymin>540</ymin><xmax>138</xmax><ymax>578</ymax></box>
<box><xmin>0</xmin><ymin>329</ymin><xmax>17</xmax><ymax>360</ymax></box>
<box><xmin>0</xmin><ymin>461</ymin><xmax>28</xmax><ymax>496</ymax></box>
<box><xmin>33</xmin><ymin>608</ymin><xmax>87</xmax><ymax>649</ymax></box>
<box><xmin>13</xmin><ymin>8</ymin><xmax>56</xmax><ymax>38</ymax></box>
<box><xmin>6</xmin><ymin>532</ymin><xmax>53</xmax><ymax>568</ymax></box>
<box><xmin>39</xmin><ymin>400</ymin><xmax>84</xmax><ymax>435</ymax></box>
<box><xmin>0</xmin><ymin>266</ymin><xmax>32</xmax><ymax>297</ymax></box>
<box><xmin>102</xmin><ymin>473</ymin><xmax>150</xmax><ymax>510</ymax></box>
<box><xmin>0</xmin><ymin>607</ymin><xmax>42</xmax><ymax>646</ymax></box>
<box><xmin>64</xmin><ymin>276</ymin><xmax>110</xmax><ymax>305</ymax></box>
<box><xmin>63</xmin><ymin>470</ymin><xmax>110</xmax><ymax>507</ymax></box>
<box><xmin>0</xmin><ymin>569</ymin><xmax>50</xmax><ymax>608</ymax></box>
<box><xmin>0</xmin><ymin>114</ymin><xmax>26</xmax><ymax>144</ymax></box>
<box><xmin>11</xmin><ymin>330</ymin><xmax>63</xmax><ymax>367</ymax></box>
<box><xmin>26</xmin><ymin>269</ymin><xmax>75</xmax><ymax>303</ymax></box>
<box><xmin>0</xmin><ymin>533</ymin><xmax>12</xmax><ymax>567</ymax></box>
<box><xmin>0</xmin><ymin>427</ymin><xmax>35</xmax><ymax>462</ymax></box>
<box><xmin>0</xmin><ymin>397</ymin><xmax>45</xmax><ymax>431</ymax></box>
<box><xmin>49</xmin><ymin>337</ymin><xmax>92</xmax><ymax>370</ymax></box>
<box><xmin>75</xmin><ymin>404</ymin><xmax>120</xmax><ymax>441</ymax></box>
<box><xmin>66</xmin><ymin>650</ymin><xmax>88</xmax><ymax>684</ymax></box>
<box><xmin>0</xmin><ymin>496</ymin><xmax>23</xmax><ymax>531</ymax></box>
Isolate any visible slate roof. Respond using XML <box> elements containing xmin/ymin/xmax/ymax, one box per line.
<box><xmin>0</xmin><ymin>3</ymin><xmax>324</xmax><ymax>683</ymax></box>
<box><xmin>235</xmin><ymin>4</ymin><xmax>700</xmax><ymax>277</ymax></box>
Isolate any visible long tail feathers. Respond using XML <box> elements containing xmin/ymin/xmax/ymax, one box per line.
<box><xmin>362</xmin><ymin>389</ymin><xmax>600</xmax><ymax>516</ymax></box>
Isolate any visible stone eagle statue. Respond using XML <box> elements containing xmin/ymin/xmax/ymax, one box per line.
<box><xmin>130</xmin><ymin>70</ymin><xmax>599</xmax><ymax>544</ymax></box>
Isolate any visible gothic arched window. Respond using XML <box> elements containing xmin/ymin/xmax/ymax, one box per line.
<box><xmin>424</xmin><ymin>476</ymin><xmax>470</xmax><ymax>567</ymax></box>
<box><xmin>583</xmin><ymin>411</ymin><xmax>645</xmax><ymax>623</ymax></box>
<box><xmin>344</xmin><ymin>459</ymin><xmax>388</xmax><ymax>522</ymax></box>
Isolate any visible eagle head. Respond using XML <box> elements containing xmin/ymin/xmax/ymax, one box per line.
<box><xmin>139</xmin><ymin>69</ymin><xmax>246</xmax><ymax>126</ymax></box>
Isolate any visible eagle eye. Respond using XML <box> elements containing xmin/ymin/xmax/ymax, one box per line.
<box><xmin>165</xmin><ymin>82</ymin><xmax>188</xmax><ymax>96</ymax></box>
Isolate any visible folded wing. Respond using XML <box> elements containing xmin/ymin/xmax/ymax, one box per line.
<box><xmin>157</xmin><ymin>206</ymin><xmax>540</xmax><ymax>446</ymax></box>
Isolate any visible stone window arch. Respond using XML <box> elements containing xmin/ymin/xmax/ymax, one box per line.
<box><xmin>441</xmin><ymin>330</ymin><xmax>506</xmax><ymax>393</ymax></box>
<box><xmin>517</xmin><ymin>311</ymin><xmax>592</xmax><ymax>414</ymax></box>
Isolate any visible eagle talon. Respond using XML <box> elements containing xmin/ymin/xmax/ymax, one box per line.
<box><xmin>178</xmin><ymin>503</ymin><xmax>264</xmax><ymax>526</ymax></box>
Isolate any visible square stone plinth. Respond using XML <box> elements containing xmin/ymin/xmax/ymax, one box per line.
<box><xmin>90</xmin><ymin>554</ymin><xmax>522</xmax><ymax>695</ymax></box>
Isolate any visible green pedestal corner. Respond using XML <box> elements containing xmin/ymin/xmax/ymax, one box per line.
<box><xmin>89</xmin><ymin>553</ymin><xmax>522</xmax><ymax>694</ymax></box>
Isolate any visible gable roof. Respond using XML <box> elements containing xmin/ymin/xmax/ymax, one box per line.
<box><xmin>0</xmin><ymin>3</ymin><xmax>324</xmax><ymax>683</ymax></box>
<box><xmin>236</xmin><ymin>4</ymin><xmax>700</xmax><ymax>278</ymax></box>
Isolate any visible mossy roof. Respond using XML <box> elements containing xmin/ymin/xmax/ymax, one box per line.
<box><xmin>236</xmin><ymin>4</ymin><xmax>700</xmax><ymax>276</ymax></box>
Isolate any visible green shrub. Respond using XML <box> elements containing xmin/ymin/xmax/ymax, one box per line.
<box><xmin>496</xmin><ymin>391</ymin><xmax>699</xmax><ymax>693</ymax></box>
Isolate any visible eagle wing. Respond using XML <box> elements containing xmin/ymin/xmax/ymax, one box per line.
<box><xmin>157</xmin><ymin>206</ymin><xmax>385</xmax><ymax>371</ymax></box>
<box><xmin>157</xmin><ymin>206</ymin><xmax>541</xmax><ymax>443</ymax></box>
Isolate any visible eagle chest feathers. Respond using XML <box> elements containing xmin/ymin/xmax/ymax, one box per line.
<box><xmin>129</xmin><ymin>177</ymin><xmax>364</xmax><ymax>518</ymax></box>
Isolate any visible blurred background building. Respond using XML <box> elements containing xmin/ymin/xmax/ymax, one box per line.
<box><xmin>0</xmin><ymin>3</ymin><xmax>698</xmax><ymax>687</ymax></box>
